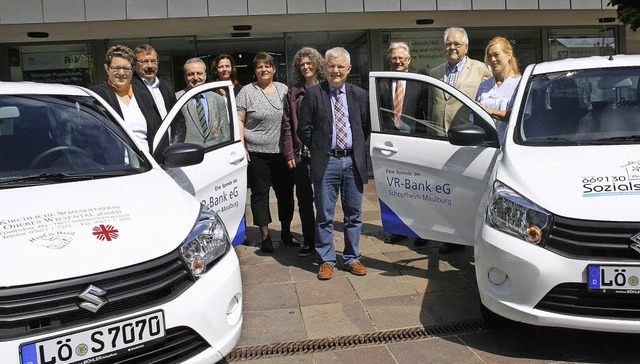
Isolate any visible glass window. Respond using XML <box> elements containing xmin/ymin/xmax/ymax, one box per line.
<box><xmin>0</xmin><ymin>94</ymin><xmax>148</xmax><ymax>180</ymax></box>
<box><xmin>16</xmin><ymin>43</ymin><xmax>95</xmax><ymax>86</ymax></box>
<box><xmin>168</xmin><ymin>86</ymin><xmax>234</xmax><ymax>153</ymax></box>
<box><xmin>517</xmin><ymin>67</ymin><xmax>640</xmax><ymax>145</ymax></box>
<box><xmin>548</xmin><ymin>27</ymin><xmax>616</xmax><ymax>61</ymax></box>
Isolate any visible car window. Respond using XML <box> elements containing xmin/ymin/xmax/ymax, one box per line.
<box><xmin>517</xmin><ymin>67</ymin><xmax>640</xmax><ymax>145</ymax></box>
<box><xmin>169</xmin><ymin>87</ymin><xmax>234</xmax><ymax>152</ymax></box>
<box><xmin>0</xmin><ymin>94</ymin><xmax>149</xmax><ymax>181</ymax></box>
<box><xmin>375</xmin><ymin>77</ymin><xmax>488</xmax><ymax>140</ymax></box>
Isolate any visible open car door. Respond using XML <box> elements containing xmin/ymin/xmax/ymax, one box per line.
<box><xmin>152</xmin><ymin>81</ymin><xmax>247</xmax><ymax>247</ymax></box>
<box><xmin>369</xmin><ymin>71</ymin><xmax>499</xmax><ymax>246</ymax></box>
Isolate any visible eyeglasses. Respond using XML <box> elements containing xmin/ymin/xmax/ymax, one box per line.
<box><xmin>445</xmin><ymin>42</ymin><xmax>466</xmax><ymax>49</ymax></box>
<box><xmin>137</xmin><ymin>59</ymin><xmax>158</xmax><ymax>64</ymax></box>
<box><xmin>326</xmin><ymin>64</ymin><xmax>348</xmax><ymax>71</ymax></box>
<box><xmin>109</xmin><ymin>66</ymin><xmax>132</xmax><ymax>73</ymax></box>
<box><xmin>390</xmin><ymin>57</ymin><xmax>409</xmax><ymax>62</ymax></box>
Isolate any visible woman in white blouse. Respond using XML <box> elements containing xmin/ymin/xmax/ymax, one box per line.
<box><xmin>476</xmin><ymin>36</ymin><xmax>522</xmax><ymax>145</ymax></box>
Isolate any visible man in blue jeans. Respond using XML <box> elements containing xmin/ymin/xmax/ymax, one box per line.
<box><xmin>297</xmin><ymin>47</ymin><xmax>371</xmax><ymax>280</ymax></box>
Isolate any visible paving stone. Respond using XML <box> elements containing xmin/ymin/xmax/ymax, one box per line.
<box><xmin>242</xmin><ymin>282</ymin><xmax>299</xmax><ymax>311</ymax></box>
<box><xmin>295</xmin><ymin>276</ymin><xmax>359</xmax><ymax>307</ymax></box>
<box><xmin>238</xmin><ymin>308</ymin><xmax>307</xmax><ymax>346</ymax></box>
<box><xmin>233</xmin><ymin>354</ymin><xmax>316</xmax><ymax>363</ymax></box>
<box><xmin>348</xmin><ymin>271</ymin><xmax>417</xmax><ymax>300</ymax></box>
<box><xmin>399</xmin><ymin>267</ymin><xmax>472</xmax><ymax>294</ymax></box>
<box><xmin>362</xmin><ymin>294</ymin><xmax>438</xmax><ymax>330</ymax></box>
<box><xmin>313</xmin><ymin>345</ymin><xmax>396</xmax><ymax>363</ymax></box>
<box><xmin>241</xmin><ymin>263</ymin><xmax>292</xmax><ymax>286</ymax></box>
<box><xmin>388</xmin><ymin>337</ymin><xmax>484</xmax><ymax>364</ymax></box>
<box><xmin>301</xmin><ymin>301</ymin><xmax>375</xmax><ymax>338</ymax></box>
<box><xmin>382</xmin><ymin>249</ymin><xmax>431</xmax><ymax>269</ymax></box>
<box><xmin>422</xmin><ymin>287</ymin><xmax>481</xmax><ymax>322</ymax></box>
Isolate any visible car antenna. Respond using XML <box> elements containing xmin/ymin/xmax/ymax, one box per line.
<box><xmin>599</xmin><ymin>17</ymin><xmax>616</xmax><ymax>61</ymax></box>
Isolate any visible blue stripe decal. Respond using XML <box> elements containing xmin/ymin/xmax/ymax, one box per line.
<box><xmin>379</xmin><ymin>199</ymin><xmax>418</xmax><ymax>237</ymax></box>
<box><xmin>231</xmin><ymin>215</ymin><xmax>246</xmax><ymax>247</ymax></box>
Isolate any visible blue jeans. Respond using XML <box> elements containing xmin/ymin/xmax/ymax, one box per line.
<box><xmin>313</xmin><ymin>155</ymin><xmax>363</xmax><ymax>266</ymax></box>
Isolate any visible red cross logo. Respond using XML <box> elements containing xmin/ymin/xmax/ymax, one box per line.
<box><xmin>92</xmin><ymin>224</ymin><xmax>119</xmax><ymax>241</ymax></box>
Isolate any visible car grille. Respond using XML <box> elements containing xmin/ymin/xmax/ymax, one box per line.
<box><xmin>0</xmin><ymin>251</ymin><xmax>193</xmax><ymax>340</ymax></box>
<box><xmin>545</xmin><ymin>216</ymin><xmax>640</xmax><ymax>260</ymax></box>
<box><xmin>535</xmin><ymin>282</ymin><xmax>640</xmax><ymax>319</ymax></box>
<box><xmin>106</xmin><ymin>326</ymin><xmax>209</xmax><ymax>364</ymax></box>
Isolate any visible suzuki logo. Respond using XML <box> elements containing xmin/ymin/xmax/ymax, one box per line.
<box><xmin>78</xmin><ymin>285</ymin><xmax>108</xmax><ymax>313</ymax></box>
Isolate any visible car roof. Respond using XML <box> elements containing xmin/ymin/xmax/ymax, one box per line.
<box><xmin>530</xmin><ymin>54</ymin><xmax>640</xmax><ymax>75</ymax></box>
<box><xmin>0</xmin><ymin>81</ymin><xmax>90</xmax><ymax>96</ymax></box>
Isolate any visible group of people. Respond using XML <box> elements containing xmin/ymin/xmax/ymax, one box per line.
<box><xmin>384</xmin><ymin>27</ymin><xmax>521</xmax><ymax>254</ymax></box>
<box><xmin>91</xmin><ymin>25</ymin><xmax>522</xmax><ymax>281</ymax></box>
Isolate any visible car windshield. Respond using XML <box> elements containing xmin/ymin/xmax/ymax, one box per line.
<box><xmin>516</xmin><ymin>67</ymin><xmax>640</xmax><ymax>146</ymax></box>
<box><xmin>0</xmin><ymin>94</ymin><xmax>149</xmax><ymax>185</ymax></box>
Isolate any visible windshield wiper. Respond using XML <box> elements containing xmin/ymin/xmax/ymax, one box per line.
<box><xmin>0</xmin><ymin>171</ymin><xmax>128</xmax><ymax>186</ymax></box>
<box><xmin>588</xmin><ymin>135</ymin><xmax>640</xmax><ymax>144</ymax></box>
<box><xmin>526</xmin><ymin>136</ymin><xmax>582</xmax><ymax>145</ymax></box>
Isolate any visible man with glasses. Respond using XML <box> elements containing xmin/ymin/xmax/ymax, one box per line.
<box><xmin>133</xmin><ymin>44</ymin><xmax>177</xmax><ymax>120</ymax></box>
<box><xmin>429</xmin><ymin>27</ymin><xmax>491</xmax><ymax>254</ymax></box>
<box><xmin>379</xmin><ymin>42</ymin><xmax>430</xmax><ymax>247</ymax></box>
<box><xmin>298</xmin><ymin>47</ymin><xmax>371</xmax><ymax>280</ymax></box>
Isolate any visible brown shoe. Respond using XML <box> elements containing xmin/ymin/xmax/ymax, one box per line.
<box><xmin>345</xmin><ymin>261</ymin><xmax>367</xmax><ymax>276</ymax></box>
<box><xmin>317</xmin><ymin>262</ymin><xmax>334</xmax><ymax>280</ymax></box>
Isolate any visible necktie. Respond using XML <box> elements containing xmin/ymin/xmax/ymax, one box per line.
<box><xmin>393</xmin><ymin>81</ymin><xmax>404</xmax><ymax>128</ymax></box>
<box><xmin>334</xmin><ymin>89</ymin><xmax>348</xmax><ymax>149</ymax></box>
<box><xmin>195</xmin><ymin>97</ymin><xmax>207</xmax><ymax>134</ymax></box>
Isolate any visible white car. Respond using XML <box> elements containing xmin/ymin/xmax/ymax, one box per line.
<box><xmin>0</xmin><ymin>80</ymin><xmax>248</xmax><ymax>363</ymax></box>
<box><xmin>370</xmin><ymin>54</ymin><xmax>640</xmax><ymax>333</ymax></box>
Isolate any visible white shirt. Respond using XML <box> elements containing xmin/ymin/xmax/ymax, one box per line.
<box><xmin>143</xmin><ymin>77</ymin><xmax>168</xmax><ymax>119</ymax></box>
<box><xmin>117</xmin><ymin>95</ymin><xmax>148</xmax><ymax>151</ymax></box>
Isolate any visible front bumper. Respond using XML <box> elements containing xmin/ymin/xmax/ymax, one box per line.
<box><xmin>476</xmin><ymin>225</ymin><xmax>640</xmax><ymax>333</ymax></box>
<box><xmin>2</xmin><ymin>248</ymin><xmax>243</xmax><ymax>363</ymax></box>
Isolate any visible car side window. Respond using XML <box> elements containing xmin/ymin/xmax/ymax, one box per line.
<box><xmin>375</xmin><ymin>78</ymin><xmax>484</xmax><ymax>140</ymax></box>
<box><xmin>170</xmin><ymin>87</ymin><xmax>233</xmax><ymax>152</ymax></box>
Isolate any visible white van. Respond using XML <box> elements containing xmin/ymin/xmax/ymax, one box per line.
<box><xmin>370</xmin><ymin>55</ymin><xmax>640</xmax><ymax>333</ymax></box>
<box><xmin>0</xmin><ymin>81</ymin><xmax>247</xmax><ymax>363</ymax></box>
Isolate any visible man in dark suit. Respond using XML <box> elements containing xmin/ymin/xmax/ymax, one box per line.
<box><xmin>298</xmin><ymin>47</ymin><xmax>371</xmax><ymax>280</ymax></box>
<box><xmin>132</xmin><ymin>44</ymin><xmax>178</xmax><ymax>120</ymax></box>
<box><xmin>175</xmin><ymin>58</ymin><xmax>230</xmax><ymax>148</ymax></box>
<box><xmin>378</xmin><ymin>42</ymin><xmax>430</xmax><ymax>247</ymax></box>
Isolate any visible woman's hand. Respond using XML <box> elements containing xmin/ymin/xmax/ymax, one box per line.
<box><xmin>287</xmin><ymin>159</ymin><xmax>296</xmax><ymax>169</ymax></box>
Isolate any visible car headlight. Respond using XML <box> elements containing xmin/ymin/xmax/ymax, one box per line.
<box><xmin>487</xmin><ymin>182</ymin><xmax>553</xmax><ymax>245</ymax></box>
<box><xmin>179</xmin><ymin>204</ymin><xmax>230</xmax><ymax>279</ymax></box>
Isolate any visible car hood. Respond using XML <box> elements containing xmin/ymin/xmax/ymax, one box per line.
<box><xmin>497</xmin><ymin>144</ymin><xmax>640</xmax><ymax>221</ymax></box>
<box><xmin>1</xmin><ymin>170</ymin><xmax>199</xmax><ymax>286</ymax></box>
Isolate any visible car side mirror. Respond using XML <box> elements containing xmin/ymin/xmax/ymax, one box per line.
<box><xmin>448</xmin><ymin>124</ymin><xmax>499</xmax><ymax>148</ymax></box>
<box><xmin>162</xmin><ymin>143</ymin><xmax>205</xmax><ymax>167</ymax></box>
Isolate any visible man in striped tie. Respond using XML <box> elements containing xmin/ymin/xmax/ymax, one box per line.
<box><xmin>298</xmin><ymin>47</ymin><xmax>371</xmax><ymax>280</ymax></box>
<box><xmin>175</xmin><ymin>58</ymin><xmax>229</xmax><ymax>148</ymax></box>
<box><xmin>381</xmin><ymin>42</ymin><xmax>430</xmax><ymax>247</ymax></box>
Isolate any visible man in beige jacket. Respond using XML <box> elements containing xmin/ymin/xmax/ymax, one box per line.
<box><xmin>429</xmin><ymin>27</ymin><xmax>491</xmax><ymax>254</ymax></box>
<box><xmin>429</xmin><ymin>27</ymin><xmax>492</xmax><ymax>135</ymax></box>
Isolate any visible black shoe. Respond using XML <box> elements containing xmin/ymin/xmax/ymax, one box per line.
<box><xmin>385</xmin><ymin>233</ymin><xmax>405</xmax><ymax>244</ymax></box>
<box><xmin>438</xmin><ymin>243</ymin><xmax>464</xmax><ymax>254</ymax></box>
<box><xmin>260</xmin><ymin>236</ymin><xmax>274</xmax><ymax>253</ymax></box>
<box><xmin>281</xmin><ymin>233</ymin><xmax>301</xmax><ymax>247</ymax></box>
<box><xmin>414</xmin><ymin>238</ymin><xmax>429</xmax><ymax>246</ymax></box>
<box><xmin>298</xmin><ymin>245</ymin><xmax>315</xmax><ymax>257</ymax></box>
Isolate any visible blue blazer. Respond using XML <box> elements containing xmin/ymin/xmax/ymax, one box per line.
<box><xmin>297</xmin><ymin>81</ymin><xmax>370</xmax><ymax>184</ymax></box>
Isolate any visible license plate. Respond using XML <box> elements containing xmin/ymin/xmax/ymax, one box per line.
<box><xmin>19</xmin><ymin>311</ymin><xmax>165</xmax><ymax>364</ymax></box>
<box><xmin>588</xmin><ymin>265</ymin><xmax>640</xmax><ymax>293</ymax></box>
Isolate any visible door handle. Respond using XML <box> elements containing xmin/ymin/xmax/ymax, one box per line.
<box><xmin>228</xmin><ymin>152</ymin><xmax>244</xmax><ymax>165</ymax></box>
<box><xmin>372</xmin><ymin>144</ymin><xmax>399</xmax><ymax>153</ymax></box>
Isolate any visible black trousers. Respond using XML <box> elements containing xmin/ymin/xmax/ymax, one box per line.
<box><xmin>247</xmin><ymin>152</ymin><xmax>294</xmax><ymax>228</ymax></box>
<box><xmin>293</xmin><ymin>156</ymin><xmax>315</xmax><ymax>248</ymax></box>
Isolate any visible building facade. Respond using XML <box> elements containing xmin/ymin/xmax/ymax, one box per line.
<box><xmin>0</xmin><ymin>0</ymin><xmax>630</xmax><ymax>90</ymax></box>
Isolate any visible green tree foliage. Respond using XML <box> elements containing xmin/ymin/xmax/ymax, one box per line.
<box><xmin>608</xmin><ymin>0</ymin><xmax>640</xmax><ymax>32</ymax></box>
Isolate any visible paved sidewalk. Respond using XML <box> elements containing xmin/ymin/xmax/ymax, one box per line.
<box><xmin>228</xmin><ymin>183</ymin><xmax>640</xmax><ymax>363</ymax></box>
